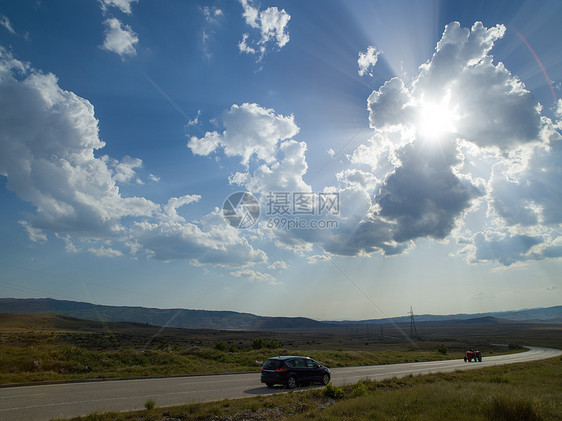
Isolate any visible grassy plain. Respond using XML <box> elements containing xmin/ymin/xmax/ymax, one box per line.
<box><xmin>1</xmin><ymin>312</ymin><xmax>558</xmax><ymax>385</ymax></box>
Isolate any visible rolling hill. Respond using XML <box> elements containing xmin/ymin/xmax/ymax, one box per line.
<box><xmin>0</xmin><ymin>298</ymin><xmax>560</xmax><ymax>330</ymax></box>
<box><xmin>0</xmin><ymin>298</ymin><xmax>325</xmax><ymax>330</ymax></box>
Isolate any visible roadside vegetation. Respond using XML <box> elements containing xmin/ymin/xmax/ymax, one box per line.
<box><xmin>0</xmin><ymin>313</ymin><xmax>542</xmax><ymax>384</ymax></box>
<box><xmin>0</xmin><ymin>341</ymin><xmax>473</xmax><ymax>384</ymax></box>
<box><xmin>56</xmin><ymin>356</ymin><xmax>562</xmax><ymax>420</ymax></box>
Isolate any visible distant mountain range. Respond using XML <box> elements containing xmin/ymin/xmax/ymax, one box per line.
<box><xmin>0</xmin><ymin>298</ymin><xmax>325</xmax><ymax>330</ymax></box>
<box><xmin>0</xmin><ymin>298</ymin><xmax>560</xmax><ymax>330</ymax></box>
<box><xmin>328</xmin><ymin>306</ymin><xmax>562</xmax><ymax>325</ymax></box>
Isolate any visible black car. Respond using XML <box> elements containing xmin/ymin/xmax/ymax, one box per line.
<box><xmin>260</xmin><ymin>356</ymin><xmax>331</xmax><ymax>389</ymax></box>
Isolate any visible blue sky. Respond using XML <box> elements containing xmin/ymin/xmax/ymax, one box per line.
<box><xmin>0</xmin><ymin>0</ymin><xmax>561</xmax><ymax>320</ymax></box>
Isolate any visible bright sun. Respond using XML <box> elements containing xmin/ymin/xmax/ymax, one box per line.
<box><xmin>417</xmin><ymin>94</ymin><xmax>459</xmax><ymax>140</ymax></box>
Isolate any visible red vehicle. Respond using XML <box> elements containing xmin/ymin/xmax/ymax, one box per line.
<box><xmin>464</xmin><ymin>349</ymin><xmax>482</xmax><ymax>362</ymax></box>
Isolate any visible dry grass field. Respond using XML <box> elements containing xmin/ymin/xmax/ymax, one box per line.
<box><xmin>1</xmin><ymin>312</ymin><xmax>558</xmax><ymax>385</ymax></box>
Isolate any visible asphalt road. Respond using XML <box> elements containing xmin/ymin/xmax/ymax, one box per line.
<box><xmin>0</xmin><ymin>346</ymin><xmax>559</xmax><ymax>420</ymax></box>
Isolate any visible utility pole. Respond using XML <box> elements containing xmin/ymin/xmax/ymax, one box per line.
<box><xmin>409</xmin><ymin>306</ymin><xmax>418</xmax><ymax>339</ymax></box>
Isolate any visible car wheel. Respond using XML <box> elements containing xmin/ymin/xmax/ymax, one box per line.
<box><xmin>266</xmin><ymin>383</ymin><xmax>274</xmax><ymax>388</ymax></box>
<box><xmin>286</xmin><ymin>376</ymin><xmax>297</xmax><ymax>389</ymax></box>
<box><xmin>322</xmin><ymin>373</ymin><xmax>330</xmax><ymax>386</ymax></box>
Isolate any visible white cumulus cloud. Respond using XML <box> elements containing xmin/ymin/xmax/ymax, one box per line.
<box><xmin>229</xmin><ymin>139</ymin><xmax>310</xmax><ymax>194</ymax></box>
<box><xmin>188</xmin><ymin>103</ymin><xmax>299</xmax><ymax>166</ymax></box>
<box><xmin>101</xmin><ymin>18</ymin><xmax>139</xmax><ymax>57</ymax></box>
<box><xmin>89</xmin><ymin>246</ymin><xmax>124</xmax><ymax>258</ymax></box>
<box><xmin>238</xmin><ymin>0</ymin><xmax>290</xmax><ymax>60</ymax></box>
<box><xmin>133</xmin><ymin>208</ymin><xmax>267</xmax><ymax>264</ymax></box>
<box><xmin>470</xmin><ymin>231</ymin><xmax>541</xmax><ymax>266</ymax></box>
<box><xmin>0</xmin><ymin>47</ymin><xmax>270</xmax><ymax>268</ymax></box>
<box><xmin>358</xmin><ymin>46</ymin><xmax>381</xmax><ymax>77</ymax></box>
<box><xmin>19</xmin><ymin>220</ymin><xmax>47</xmax><ymax>243</ymax></box>
<box><xmin>267</xmin><ymin>260</ymin><xmax>287</xmax><ymax>270</ymax></box>
<box><xmin>237</xmin><ymin>21</ymin><xmax>561</xmax><ymax>265</ymax></box>
<box><xmin>0</xmin><ymin>47</ymin><xmax>157</xmax><ymax>239</ymax></box>
<box><xmin>231</xmin><ymin>268</ymin><xmax>277</xmax><ymax>283</ymax></box>
<box><xmin>101</xmin><ymin>155</ymin><xmax>143</xmax><ymax>184</ymax></box>
<box><xmin>100</xmin><ymin>0</ymin><xmax>138</xmax><ymax>14</ymax></box>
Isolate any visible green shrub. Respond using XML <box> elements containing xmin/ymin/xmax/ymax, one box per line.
<box><xmin>251</xmin><ymin>338</ymin><xmax>264</xmax><ymax>350</ymax></box>
<box><xmin>267</xmin><ymin>339</ymin><xmax>281</xmax><ymax>348</ymax></box>
<box><xmin>486</xmin><ymin>395</ymin><xmax>540</xmax><ymax>421</ymax></box>
<box><xmin>436</xmin><ymin>344</ymin><xmax>448</xmax><ymax>355</ymax></box>
<box><xmin>350</xmin><ymin>381</ymin><xmax>369</xmax><ymax>397</ymax></box>
<box><xmin>214</xmin><ymin>342</ymin><xmax>227</xmax><ymax>351</ymax></box>
<box><xmin>244</xmin><ymin>401</ymin><xmax>260</xmax><ymax>412</ymax></box>
<box><xmin>144</xmin><ymin>398</ymin><xmax>156</xmax><ymax>410</ymax></box>
<box><xmin>324</xmin><ymin>383</ymin><xmax>345</xmax><ymax>399</ymax></box>
<box><xmin>251</xmin><ymin>338</ymin><xmax>280</xmax><ymax>350</ymax></box>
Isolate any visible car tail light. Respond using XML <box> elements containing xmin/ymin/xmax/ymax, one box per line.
<box><xmin>274</xmin><ymin>367</ymin><xmax>287</xmax><ymax>373</ymax></box>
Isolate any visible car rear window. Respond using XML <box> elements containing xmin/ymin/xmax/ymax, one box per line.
<box><xmin>263</xmin><ymin>359</ymin><xmax>283</xmax><ymax>370</ymax></box>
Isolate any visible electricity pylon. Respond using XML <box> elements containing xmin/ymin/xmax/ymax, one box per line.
<box><xmin>409</xmin><ymin>306</ymin><xmax>418</xmax><ymax>339</ymax></box>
